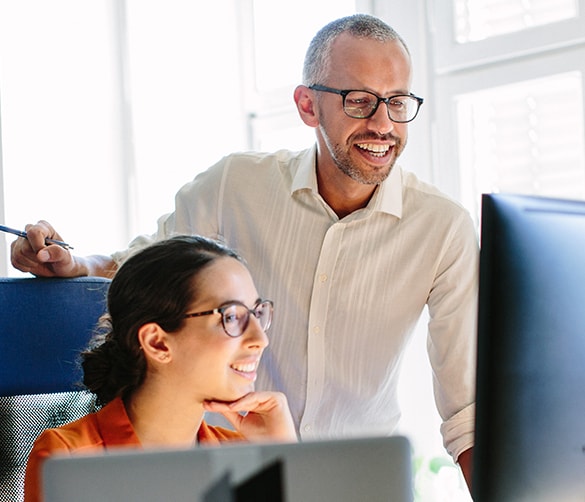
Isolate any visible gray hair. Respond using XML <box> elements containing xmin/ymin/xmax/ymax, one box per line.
<box><xmin>302</xmin><ymin>14</ymin><xmax>409</xmax><ymax>86</ymax></box>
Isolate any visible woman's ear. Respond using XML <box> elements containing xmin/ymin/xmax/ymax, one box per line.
<box><xmin>138</xmin><ymin>323</ymin><xmax>172</xmax><ymax>364</ymax></box>
<box><xmin>294</xmin><ymin>85</ymin><xmax>319</xmax><ymax>127</ymax></box>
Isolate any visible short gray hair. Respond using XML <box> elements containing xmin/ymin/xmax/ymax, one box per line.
<box><xmin>302</xmin><ymin>14</ymin><xmax>409</xmax><ymax>86</ymax></box>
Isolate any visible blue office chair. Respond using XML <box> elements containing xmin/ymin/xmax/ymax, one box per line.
<box><xmin>0</xmin><ymin>276</ymin><xmax>110</xmax><ymax>502</ymax></box>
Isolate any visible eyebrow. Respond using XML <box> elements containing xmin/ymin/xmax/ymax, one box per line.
<box><xmin>217</xmin><ymin>297</ymin><xmax>263</xmax><ymax>309</ymax></box>
<box><xmin>363</xmin><ymin>87</ymin><xmax>411</xmax><ymax>97</ymax></box>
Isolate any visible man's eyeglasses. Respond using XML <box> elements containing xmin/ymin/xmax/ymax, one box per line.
<box><xmin>184</xmin><ymin>299</ymin><xmax>274</xmax><ymax>338</ymax></box>
<box><xmin>309</xmin><ymin>84</ymin><xmax>424</xmax><ymax>123</ymax></box>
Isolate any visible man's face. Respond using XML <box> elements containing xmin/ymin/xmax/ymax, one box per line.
<box><xmin>313</xmin><ymin>34</ymin><xmax>413</xmax><ymax>186</ymax></box>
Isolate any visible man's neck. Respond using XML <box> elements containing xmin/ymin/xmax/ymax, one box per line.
<box><xmin>316</xmin><ymin>166</ymin><xmax>377</xmax><ymax>219</ymax></box>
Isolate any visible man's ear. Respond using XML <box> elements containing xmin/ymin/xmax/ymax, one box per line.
<box><xmin>138</xmin><ymin>323</ymin><xmax>172</xmax><ymax>364</ymax></box>
<box><xmin>294</xmin><ymin>85</ymin><xmax>319</xmax><ymax>127</ymax></box>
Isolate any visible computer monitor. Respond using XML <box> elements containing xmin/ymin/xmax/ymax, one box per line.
<box><xmin>42</xmin><ymin>436</ymin><xmax>413</xmax><ymax>502</ymax></box>
<box><xmin>473</xmin><ymin>193</ymin><xmax>585</xmax><ymax>501</ymax></box>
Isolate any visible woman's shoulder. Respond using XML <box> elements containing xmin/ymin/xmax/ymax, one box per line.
<box><xmin>33</xmin><ymin>410</ymin><xmax>104</xmax><ymax>453</ymax></box>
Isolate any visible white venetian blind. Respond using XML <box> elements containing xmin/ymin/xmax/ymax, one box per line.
<box><xmin>456</xmin><ymin>72</ymin><xmax>585</xmax><ymax>218</ymax></box>
<box><xmin>454</xmin><ymin>0</ymin><xmax>579</xmax><ymax>42</ymax></box>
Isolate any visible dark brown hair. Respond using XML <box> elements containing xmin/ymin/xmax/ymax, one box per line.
<box><xmin>81</xmin><ymin>235</ymin><xmax>242</xmax><ymax>406</ymax></box>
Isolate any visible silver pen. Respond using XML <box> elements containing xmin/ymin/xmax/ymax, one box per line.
<box><xmin>0</xmin><ymin>224</ymin><xmax>74</xmax><ymax>250</ymax></box>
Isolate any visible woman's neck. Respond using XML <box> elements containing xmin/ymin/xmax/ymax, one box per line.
<box><xmin>124</xmin><ymin>386</ymin><xmax>205</xmax><ymax>448</ymax></box>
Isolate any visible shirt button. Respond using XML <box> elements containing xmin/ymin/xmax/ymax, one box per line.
<box><xmin>319</xmin><ymin>273</ymin><xmax>328</xmax><ymax>282</ymax></box>
<box><xmin>313</xmin><ymin>326</ymin><xmax>320</xmax><ymax>334</ymax></box>
<box><xmin>304</xmin><ymin>424</ymin><xmax>312</xmax><ymax>432</ymax></box>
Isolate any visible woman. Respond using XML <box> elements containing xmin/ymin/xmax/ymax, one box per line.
<box><xmin>24</xmin><ymin>235</ymin><xmax>296</xmax><ymax>502</ymax></box>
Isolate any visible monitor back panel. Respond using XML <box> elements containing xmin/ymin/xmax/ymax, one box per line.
<box><xmin>43</xmin><ymin>436</ymin><xmax>413</xmax><ymax>502</ymax></box>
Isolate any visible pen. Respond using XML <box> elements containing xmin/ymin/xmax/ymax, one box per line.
<box><xmin>0</xmin><ymin>224</ymin><xmax>74</xmax><ymax>250</ymax></box>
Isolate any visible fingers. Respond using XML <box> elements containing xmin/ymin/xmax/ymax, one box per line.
<box><xmin>11</xmin><ymin>242</ymin><xmax>73</xmax><ymax>277</ymax></box>
<box><xmin>10</xmin><ymin>221</ymin><xmax>75</xmax><ymax>277</ymax></box>
<box><xmin>204</xmin><ymin>392</ymin><xmax>297</xmax><ymax>443</ymax></box>
<box><xmin>17</xmin><ymin>220</ymin><xmax>63</xmax><ymax>252</ymax></box>
<box><xmin>204</xmin><ymin>391</ymin><xmax>286</xmax><ymax>414</ymax></box>
<box><xmin>10</xmin><ymin>235</ymin><xmax>43</xmax><ymax>274</ymax></box>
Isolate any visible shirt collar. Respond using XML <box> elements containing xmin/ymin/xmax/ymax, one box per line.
<box><xmin>291</xmin><ymin>145</ymin><xmax>403</xmax><ymax>218</ymax></box>
<box><xmin>291</xmin><ymin>145</ymin><xmax>319</xmax><ymax>193</ymax></box>
<box><xmin>96</xmin><ymin>397</ymin><xmax>142</xmax><ymax>447</ymax></box>
<box><xmin>371</xmin><ymin>163</ymin><xmax>403</xmax><ymax>218</ymax></box>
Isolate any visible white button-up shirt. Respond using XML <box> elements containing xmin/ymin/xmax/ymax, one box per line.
<box><xmin>114</xmin><ymin>145</ymin><xmax>479</xmax><ymax>460</ymax></box>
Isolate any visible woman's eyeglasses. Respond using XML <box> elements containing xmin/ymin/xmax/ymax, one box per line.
<box><xmin>184</xmin><ymin>299</ymin><xmax>273</xmax><ymax>338</ymax></box>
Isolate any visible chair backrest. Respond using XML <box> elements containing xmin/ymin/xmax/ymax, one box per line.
<box><xmin>0</xmin><ymin>276</ymin><xmax>110</xmax><ymax>502</ymax></box>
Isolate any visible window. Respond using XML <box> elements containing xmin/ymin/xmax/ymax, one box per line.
<box><xmin>456</xmin><ymin>72</ymin><xmax>585</xmax><ymax>219</ymax></box>
<box><xmin>0</xmin><ymin>0</ymin><xmax>129</xmax><ymax>271</ymax></box>
<box><xmin>454</xmin><ymin>0</ymin><xmax>578</xmax><ymax>43</ymax></box>
<box><xmin>421</xmin><ymin>4</ymin><xmax>585</xmax><ymax>498</ymax></box>
<box><xmin>431</xmin><ymin>0</ymin><xmax>585</xmax><ymax>73</ymax></box>
<box><xmin>431</xmin><ymin>0</ymin><xmax>585</xmax><ymax>227</ymax></box>
<box><xmin>123</xmin><ymin>0</ymin><xmax>246</xmax><ymax>237</ymax></box>
<box><xmin>244</xmin><ymin>0</ymin><xmax>358</xmax><ymax>150</ymax></box>
<box><xmin>0</xmin><ymin>1</ymin><xmax>363</xmax><ymax>275</ymax></box>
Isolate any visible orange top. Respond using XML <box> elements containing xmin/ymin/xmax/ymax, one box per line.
<box><xmin>23</xmin><ymin>397</ymin><xmax>244</xmax><ymax>502</ymax></box>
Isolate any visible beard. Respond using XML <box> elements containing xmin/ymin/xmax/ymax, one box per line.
<box><xmin>321</xmin><ymin>128</ymin><xmax>405</xmax><ymax>185</ymax></box>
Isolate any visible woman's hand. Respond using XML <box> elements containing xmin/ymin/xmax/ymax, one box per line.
<box><xmin>203</xmin><ymin>391</ymin><xmax>297</xmax><ymax>443</ymax></box>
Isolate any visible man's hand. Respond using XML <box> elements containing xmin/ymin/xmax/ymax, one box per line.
<box><xmin>10</xmin><ymin>220</ymin><xmax>117</xmax><ymax>278</ymax></box>
<box><xmin>10</xmin><ymin>221</ymin><xmax>81</xmax><ymax>277</ymax></box>
<box><xmin>458</xmin><ymin>446</ymin><xmax>473</xmax><ymax>494</ymax></box>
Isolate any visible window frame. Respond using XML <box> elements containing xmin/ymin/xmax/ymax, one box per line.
<box><xmin>429</xmin><ymin>0</ymin><xmax>585</xmax><ymax>74</ymax></box>
<box><xmin>429</xmin><ymin>0</ymin><xmax>585</xmax><ymax>223</ymax></box>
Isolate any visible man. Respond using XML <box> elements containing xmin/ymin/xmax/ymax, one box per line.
<box><xmin>11</xmin><ymin>14</ymin><xmax>477</xmax><ymax>488</ymax></box>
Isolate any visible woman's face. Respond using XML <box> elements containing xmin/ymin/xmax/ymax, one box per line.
<box><xmin>168</xmin><ymin>256</ymin><xmax>270</xmax><ymax>403</ymax></box>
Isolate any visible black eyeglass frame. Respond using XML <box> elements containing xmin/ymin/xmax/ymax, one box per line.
<box><xmin>308</xmin><ymin>84</ymin><xmax>424</xmax><ymax>123</ymax></box>
<box><xmin>183</xmin><ymin>299</ymin><xmax>274</xmax><ymax>338</ymax></box>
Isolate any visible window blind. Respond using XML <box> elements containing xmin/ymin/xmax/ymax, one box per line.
<box><xmin>454</xmin><ymin>0</ymin><xmax>578</xmax><ymax>42</ymax></box>
<box><xmin>456</xmin><ymin>72</ymin><xmax>585</xmax><ymax>218</ymax></box>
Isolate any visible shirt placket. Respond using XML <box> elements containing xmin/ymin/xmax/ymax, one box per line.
<box><xmin>299</xmin><ymin>221</ymin><xmax>344</xmax><ymax>439</ymax></box>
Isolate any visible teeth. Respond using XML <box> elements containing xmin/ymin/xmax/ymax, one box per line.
<box><xmin>231</xmin><ymin>362</ymin><xmax>257</xmax><ymax>373</ymax></box>
<box><xmin>357</xmin><ymin>143</ymin><xmax>390</xmax><ymax>157</ymax></box>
